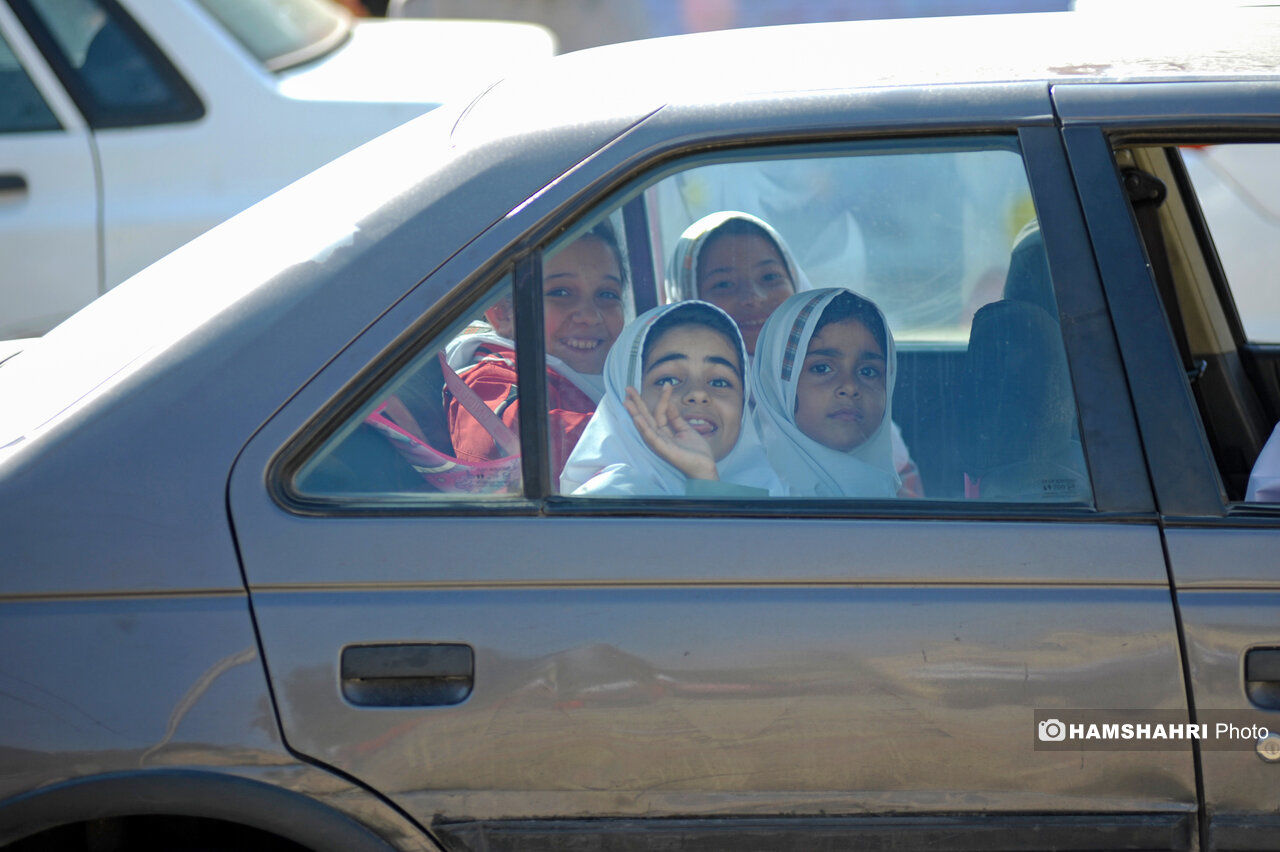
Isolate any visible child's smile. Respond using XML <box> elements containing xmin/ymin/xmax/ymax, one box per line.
<box><xmin>640</xmin><ymin>325</ymin><xmax>744</xmax><ymax>461</ymax></box>
<box><xmin>542</xmin><ymin>235</ymin><xmax>626</xmax><ymax>374</ymax></box>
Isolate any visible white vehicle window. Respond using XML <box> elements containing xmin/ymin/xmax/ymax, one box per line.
<box><xmin>1182</xmin><ymin>144</ymin><xmax>1280</xmax><ymax>344</ymax></box>
<box><xmin>195</xmin><ymin>0</ymin><xmax>350</xmax><ymax>72</ymax></box>
<box><xmin>0</xmin><ymin>29</ymin><xmax>59</xmax><ymax>133</ymax></box>
<box><xmin>11</xmin><ymin>0</ymin><xmax>202</xmax><ymax>126</ymax></box>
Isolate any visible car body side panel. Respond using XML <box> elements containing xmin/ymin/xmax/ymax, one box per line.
<box><xmin>0</xmin><ymin>592</ymin><xmax>440</xmax><ymax>851</ymax></box>
<box><xmin>252</xmin><ymin>580</ymin><xmax>1192</xmax><ymax>821</ymax></box>
<box><xmin>1166</xmin><ymin>528</ymin><xmax>1280</xmax><ymax>850</ymax></box>
<box><xmin>1055</xmin><ymin>80</ymin><xmax>1280</xmax><ymax>850</ymax></box>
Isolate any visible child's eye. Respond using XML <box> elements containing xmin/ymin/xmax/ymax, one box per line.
<box><xmin>706</xmin><ymin>278</ymin><xmax>735</xmax><ymax>291</ymax></box>
<box><xmin>709</xmin><ymin>377</ymin><xmax>735</xmax><ymax>389</ymax></box>
<box><xmin>654</xmin><ymin>376</ymin><xmax>680</xmax><ymax>387</ymax></box>
<box><xmin>597</xmin><ymin>289</ymin><xmax>623</xmax><ymax>302</ymax></box>
<box><xmin>761</xmin><ymin>271</ymin><xmax>791</xmax><ymax>288</ymax></box>
<box><xmin>544</xmin><ymin>287</ymin><xmax>571</xmax><ymax>299</ymax></box>
<box><xmin>858</xmin><ymin>365</ymin><xmax>883</xmax><ymax>381</ymax></box>
<box><xmin>808</xmin><ymin>363</ymin><xmax>833</xmax><ymax>375</ymax></box>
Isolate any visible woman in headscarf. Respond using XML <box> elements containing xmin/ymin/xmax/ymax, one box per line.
<box><xmin>560</xmin><ymin>300</ymin><xmax>782</xmax><ymax>497</ymax></box>
<box><xmin>751</xmin><ymin>287</ymin><xmax>900</xmax><ymax>499</ymax></box>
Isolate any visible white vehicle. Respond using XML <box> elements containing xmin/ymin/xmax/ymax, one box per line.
<box><xmin>0</xmin><ymin>0</ymin><xmax>553</xmax><ymax>338</ymax></box>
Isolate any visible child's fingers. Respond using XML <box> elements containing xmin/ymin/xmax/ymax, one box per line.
<box><xmin>625</xmin><ymin>387</ymin><xmax>660</xmax><ymax>433</ymax></box>
<box><xmin>661</xmin><ymin>392</ymin><xmax>685</xmax><ymax>431</ymax></box>
<box><xmin>653</xmin><ymin>385</ymin><xmax>673</xmax><ymax>431</ymax></box>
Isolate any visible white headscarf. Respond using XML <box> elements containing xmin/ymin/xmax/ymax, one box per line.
<box><xmin>664</xmin><ymin>211</ymin><xmax>813</xmax><ymax>305</ymax></box>
<box><xmin>560</xmin><ymin>301</ymin><xmax>783</xmax><ymax>497</ymax></box>
<box><xmin>443</xmin><ymin>324</ymin><xmax>606</xmax><ymax>404</ymax></box>
<box><xmin>1247</xmin><ymin>422</ymin><xmax>1280</xmax><ymax>502</ymax></box>
<box><xmin>751</xmin><ymin>288</ymin><xmax>900</xmax><ymax>498</ymax></box>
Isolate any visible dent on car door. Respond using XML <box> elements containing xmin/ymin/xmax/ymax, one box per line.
<box><xmin>0</xmin><ymin>7</ymin><xmax>97</xmax><ymax>338</ymax></box>
<box><xmin>1061</xmin><ymin>95</ymin><xmax>1280</xmax><ymax>849</ymax></box>
<box><xmin>230</xmin><ymin>126</ymin><xmax>1194</xmax><ymax>850</ymax></box>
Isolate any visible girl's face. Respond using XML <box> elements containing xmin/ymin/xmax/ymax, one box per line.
<box><xmin>640</xmin><ymin>324</ymin><xmax>744</xmax><ymax>461</ymax></box>
<box><xmin>696</xmin><ymin>232</ymin><xmax>794</xmax><ymax>355</ymax></box>
<box><xmin>542</xmin><ymin>235</ymin><xmax>626</xmax><ymax>374</ymax></box>
<box><xmin>793</xmin><ymin>318</ymin><xmax>887</xmax><ymax>452</ymax></box>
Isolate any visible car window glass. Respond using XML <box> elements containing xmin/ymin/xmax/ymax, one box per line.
<box><xmin>0</xmin><ymin>29</ymin><xmax>59</xmax><ymax>133</ymax></box>
<box><xmin>13</xmin><ymin>0</ymin><xmax>200</xmax><ymax>126</ymax></box>
<box><xmin>194</xmin><ymin>0</ymin><xmax>349</xmax><ymax>72</ymax></box>
<box><xmin>1178</xmin><ymin>144</ymin><xmax>1280</xmax><ymax>504</ymax></box>
<box><xmin>1181</xmin><ymin>144</ymin><xmax>1280</xmax><ymax>344</ymax></box>
<box><xmin>293</xmin><ymin>275</ymin><xmax>528</xmax><ymax>501</ymax></box>
<box><xmin>553</xmin><ymin>139</ymin><xmax>1093</xmax><ymax>504</ymax></box>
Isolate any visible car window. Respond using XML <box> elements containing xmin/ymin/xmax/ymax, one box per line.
<box><xmin>294</xmin><ymin>137</ymin><xmax>1094</xmax><ymax>508</ymax></box>
<box><xmin>10</xmin><ymin>0</ymin><xmax>202</xmax><ymax>127</ymax></box>
<box><xmin>293</xmin><ymin>275</ymin><xmax>529</xmax><ymax>501</ymax></box>
<box><xmin>552</xmin><ymin>139</ymin><xmax>1092</xmax><ymax>503</ymax></box>
<box><xmin>194</xmin><ymin>0</ymin><xmax>350</xmax><ymax>72</ymax></box>
<box><xmin>0</xmin><ymin>28</ymin><xmax>59</xmax><ymax>133</ymax></box>
<box><xmin>1181</xmin><ymin>144</ymin><xmax>1280</xmax><ymax>344</ymax></box>
<box><xmin>1169</xmin><ymin>143</ymin><xmax>1280</xmax><ymax>504</ymax></box>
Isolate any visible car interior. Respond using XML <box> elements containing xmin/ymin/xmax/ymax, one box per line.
<box><xmin>1117</xmin><ymin>143</ymin><xmax>1280</xmax><ymax>503</ymax></box>
<box><xmin>294</xmin><ymin>143</ymin><xmax>1105</xmax><ymax>506</ymax></box>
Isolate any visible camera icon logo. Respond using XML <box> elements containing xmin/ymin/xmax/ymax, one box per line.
<box><xmin>1038</xmin><ymin>719</ymin><xmax>1067</xmax><ymax>742</ymax></box>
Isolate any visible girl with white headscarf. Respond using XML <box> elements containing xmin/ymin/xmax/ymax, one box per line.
<box><xmin>560</xmin><ymin>301</ymin><xmax>782</xmax><ymax>497</ymax></box>
<box><xmin>665</xmin><ymin>211</ymin><xmax>812</xmax><ymax>357</ymax></box>
<box><xmin>751</xmin><ymin>287</ymin><xmax>900</xmax><ymax>498</ymax></box>
<box><xmin>669</xmin><ymin>212</ymin><xmax>922</xmax><ymax>496</ymax></box>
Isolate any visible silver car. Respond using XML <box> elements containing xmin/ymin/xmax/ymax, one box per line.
<box><xmin>3</xmin><ymin>9</ymin><xmax>1280</xmax><ymax>851</ymax></box>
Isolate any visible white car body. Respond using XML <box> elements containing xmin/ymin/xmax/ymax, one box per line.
<box><xmin>0</xmin><ymin>0</ymin><xmax>553</xmax><ymax>338</ymax></box>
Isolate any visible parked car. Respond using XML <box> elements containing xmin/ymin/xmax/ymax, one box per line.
<box><xmin>0</xmin><ymin>0</ymin><xmax>554</xmax><ymax>339</ymax></box>
<box><xmin>5</xmin><ymin>9</ymin><xmax>1280</xmax><ymax>851</ymax></box>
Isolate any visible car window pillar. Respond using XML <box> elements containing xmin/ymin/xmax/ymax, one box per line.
<box><xmin>1020</xmin><ymin>124</ymin><xmax>1155</xmax><ymax>515</ymax></box>
<box><xmin>1059</xmin><ymin>123</ymin><xmax>1225</xmax><ymax>517</ymax></box>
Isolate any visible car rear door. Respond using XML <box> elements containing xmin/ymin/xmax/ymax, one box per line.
<box><xmin>1057</xmin><ymin>80</ymin><xmax>1280</xmax><ymax>851</ymax></box>
<box><xmin>0</xmin><ymin>2</ymin><xmax>97</xmax><ymax>337</ymax></box>
<box><xmin>230</xmin><ymin>84</ymin><xmax>1196</xmax><ymax>850</ymax></box>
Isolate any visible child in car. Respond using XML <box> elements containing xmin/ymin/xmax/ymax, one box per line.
<box><xmin>445</xmin><ymin>222</ymin><xmax>628</xmax><ymax>481</ymax></box>
<box><xmin>750</xmin><ymin>287</ymin><xmax>901</xmax><ymax>498</ymax></box>
<box><xmin>560</xmin><ymin>300</ymin><xmax>781</xmax><ymax>496</ymax></box>
<box><xmin>667</xmin><ymin>211</ymin><xmax>923</xmax><ymax>496</ymax></box>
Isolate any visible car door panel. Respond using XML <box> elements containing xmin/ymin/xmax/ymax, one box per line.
<box><xmin>237</xmin><ymin>510</ymin><xmax>1192</xmax><ymax>825</ymax></box>
<box><xmin>231</xmin><ymin>91</ymin><xmax>1195</xmax><ymax>845</ymax></box>
<box><xmin>0</xmin><ymin>4</ymin><xmax>97</xmax><ymax>338</ymax></box>
<box><xmin>1056</xmin><ymin>80</ymin><xmax>1280</xmax><ymax>850</ymax></box>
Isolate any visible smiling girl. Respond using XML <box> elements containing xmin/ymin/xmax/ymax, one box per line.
<box><xmin>560</xmin><ymin>301</ymin><xmax>780</xmax><ymax>497</ymax></box>
<box><xmin>751</xmin><ymin>288</ymin><xmax>901</xmax><ymax>498</ymax></box>
<box><xmin>447</xmin><ymin>222</ymin><xmax>627</xmax><ymax>480</ymax></box>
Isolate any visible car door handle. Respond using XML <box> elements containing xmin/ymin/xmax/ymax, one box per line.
<box><xmin>0</xmin><ymin>174</ymin><xmax>27</xmax><ymax>196</ymax></box>
<box><xmin>340</xmin><ymin>643</ymin><xmax>474</xmax><ymax>707</ymax></box>
<box><xmin>1244</xmin><ymin>648</ymin><xmax>1280</xmax><ymax>710</ymax></box>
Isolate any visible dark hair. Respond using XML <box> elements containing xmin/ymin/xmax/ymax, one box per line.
<box><xmin>696</xmin><ymin>218</ymin><xmax>787</xmax><ymax>289</ymax></box>
<box><xmin>812</xmin><ymin>291</ymin><xmax>888</xmax><ymax>355</ymax></box>
<box><xmin>576</xmin><ymin>219</ymin><xmax>628</xmax><ymax>285</ymax></box>
<box><xmin>642</xmin><ymin>303</ymin><xmax>743</xmax><ymax>378</ymax></box>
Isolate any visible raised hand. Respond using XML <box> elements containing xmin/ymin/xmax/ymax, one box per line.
<box><xmin>624</xmin><ymin>386</ymin><xmax>719</xmax><ymax>480</ymax></box>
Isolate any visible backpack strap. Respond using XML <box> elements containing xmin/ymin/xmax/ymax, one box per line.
<box><xmin>438</xmin><ymin>351</ymin><xmax>521</xmax><ymax>458</ymax></box>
